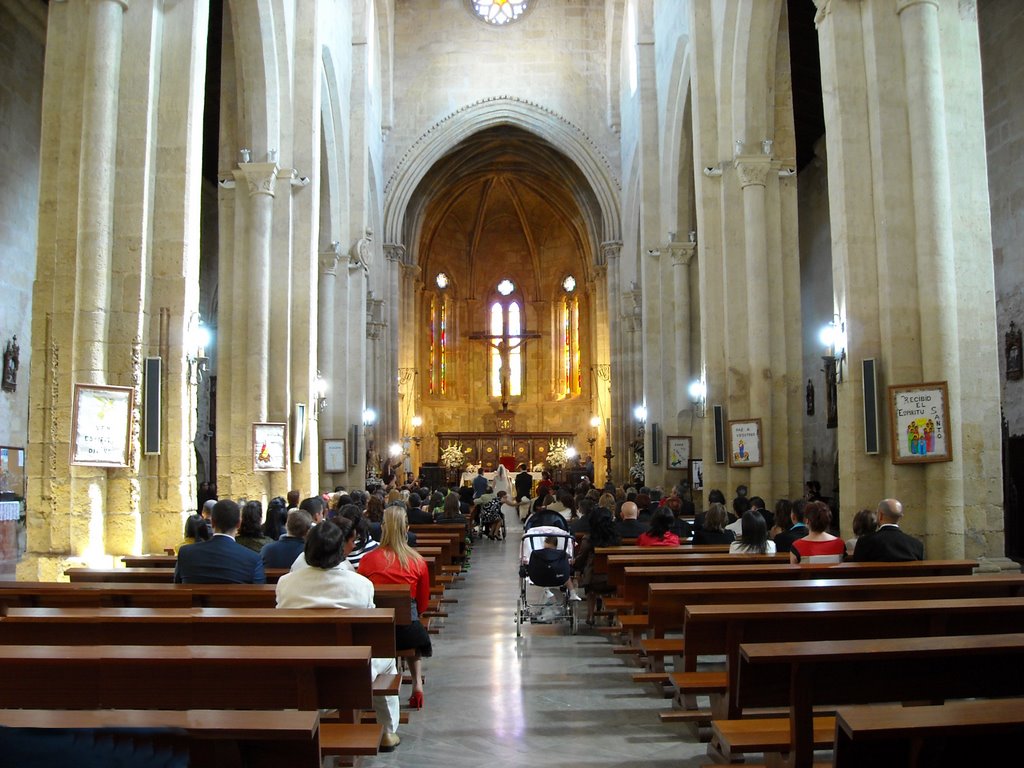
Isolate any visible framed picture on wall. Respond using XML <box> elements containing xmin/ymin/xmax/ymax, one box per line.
<box><xmin>690</xmin><ymin>459</ymin><xmax>704</xmax><ymax>491</ymax></box>
<box><xmin>727</xmin><ymin>418</ymin><xmax>763</xmax><ymax>468</ymax></box>
<box><xmin>253</xmin><ymin>422</ymin><xmax>287</xmax><ymax>472</ymax></box>
<box><xmin>323</xmin><ymin>438</ymin><xmax>347</xmax><ymax>473</ymax></box>
<box><xmin>887</xmin><ymin>381</ymin><xmax>952</xmax><ymax>464</ymax></box>
<box><xmin>70</xmin><ymin>384</ymin><xmax>135</xmax><ymax>467</ymax></box>
<box><xmin>666</xmin><ymin>435</ymin><xmax>691</xmax><ymax>473</ymax></box>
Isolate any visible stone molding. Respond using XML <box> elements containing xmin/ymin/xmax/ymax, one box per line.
<box><xmin>319</xmin><ymin>242</ymin><xmax>343</xmax><ymax>276</ymax></box>
<box><xmin>238</xmin><ymin>162</ymin><xmax>280</xmax><ymax>197</ymax></box>
<box><xmin>735</xmin><ymin>156</ymin><xmax>773</xmax><ymax>188</ymax></box>
<box><xmin>90</xmin><ymin>0</ymin><xmax>130</xmax><ymax>9</ymax></box>
<box><xmin>896</xmin><ymin>0</ymin><xmax>939</xmax><ymax>14</ymax></box>
<box><xmin>600</xmin><ymin>240</ymin><xmax>623</xmax><ymax>266</ymax></box>
<box><xmin>384</xmin><ymin>243</ymin><xmax>406</xmax><ymax>264</ymax></box>
<box><xmin>367</xmin><ymin>296</ymin><xmax>386</xmax><ymax>340</ymax></box>
<box><xmin>384</xmin><ymin>96</ymin><xmax>621</xmax><ymax>246</ymax></box>
<box><xmin>667</xmin><ymin>242</ymin><xmax>696</xmax><ymax>267</ymax></box>
<box><xmin>812</xmin><ymin>0</ymin><xmax>832</xmax><ymax>27</ymax></box>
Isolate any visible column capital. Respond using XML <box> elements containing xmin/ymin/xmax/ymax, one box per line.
<box><xmin>667</xmin><ymin>242</ymin><xmax>696</xmax><ymax>267</ymax></box>
<box><xmin>600</xmin><ymin>240</ymin><xmax>623</xmax><ymax>265</ymax></box>
<box><xmin>735</xmin><ymin>156</ymin><xmax>773</xmax><ymax>188</ymax></box>
<box><xmin>896</xmin><ymin>0</ymin><xmax>939</xmax><ymax>15</ymax></box>
<box><xmin>88</xmin><ymin>0</ymin><xmax>129</xmax><ymax>9</ymax></box>
<box><xmin>237</xmin><ymin>162</ymin><xmax>280</xmax><ymax>197</ymax></box>
<box><xmin>384</xmin><ymin>243</ymin><xmax>406</xmax><ymax>264</ymax></box>
<box><xmin>812</xmin><ymin>0</ymin><xmax>832</xmax><ymax>27</ymax></box>
<box><xmin>319</xmin><ymin>242</ymin><xmax>343</xmax><ymax>276</ymax></box>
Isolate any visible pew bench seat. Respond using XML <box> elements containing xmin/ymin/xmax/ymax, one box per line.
<box><xmin>319</xmin><ymin>723</ymin><xmax>387</xmax><ymax>757</ymax></box>
<box><xmin>712</xmin><ymin>715</ymin><xmax>836</xmax><ymax>761</ymax></box>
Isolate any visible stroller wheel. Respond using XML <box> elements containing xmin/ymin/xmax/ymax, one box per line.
<box><xmin>515</xmin><ymin>598</ymin><xmax>523</xmax><ymax>637</ymax></box>
<box><xmin>570</xmin><ymin>601</ymin><xmax>579</xmax><ymax>635</ymax></box>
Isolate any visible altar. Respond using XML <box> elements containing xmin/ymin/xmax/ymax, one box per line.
<box><xmin>437</xmin><ymin>431</ymin><xmax>575</xmax><ymax>473</ymax></box>
<box><xmin>459</xmin><ymin>469</ymin><xmax>543</xmax><ymax>490</ymax></box>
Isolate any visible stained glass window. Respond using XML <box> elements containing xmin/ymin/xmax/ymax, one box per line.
<box><xmin>489</xmin><ymin>285</ymin><xmax>524</xmax><ymax>399</ymax></box>
<box><xmin>436</xmin><ymin>272</ymin><xmax>449</xmax><ymax>289</ymax></box>
<box><xmin>428</xmin><ymin>294</ymin><xmax>449</xmax><ymax>396</ymax></box>
<box><xmin>439</xmin><ymin>300</ymin><xmax>447</xmax><ymax>395</ymax></box>
<box><xmin>561</xmin><ymin>281</ymin><xmax>580</xmax><ymax>396</ymax></box>
<box><xmin>429</xmin><ymin>297</ymin><xmax>436</xmax><ymax>395</ymax></box>
<box><xmin>508</xmin><ymin>302</ymin><xmax>522</xmax><ymax>397</ymax></box>
<box><xmin>497</xmin><ymin>278</ymin><xmax>515</xmax><ymax>296</ymax></box>
<box><xmin>471</xmin><ymin>0</ymin><xmax>529</xmax><ymax>26</ymax></box>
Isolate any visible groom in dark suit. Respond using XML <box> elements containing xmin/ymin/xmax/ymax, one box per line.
<box><xmin>175</xmin><ymin>499</ymin><xmax>266</xmax><ymax>583</ymax></box>
<box><xmin>852</xmin><ymin>498</ymin><xmax>924</xmax><ymax>562</ymax></box>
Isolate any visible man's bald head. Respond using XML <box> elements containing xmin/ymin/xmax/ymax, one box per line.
<box><xmin>620</xmin><ymin>501</ymin><xmax>639</xmax><ymax>520</ymax></box>
<box><xmin>876</xmin><ymin>498</ymin><xmax>903</xmax><ymax>524</ymax></box>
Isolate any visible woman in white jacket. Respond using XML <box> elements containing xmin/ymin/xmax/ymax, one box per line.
<box><xmin>275</xmin><ymin>518</ymin><xmax>402</xmax><ymax>752</ymax></box>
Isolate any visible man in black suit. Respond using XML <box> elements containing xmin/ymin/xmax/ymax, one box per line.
<box><xmin>614</xmin><ymin>501</ymin><xmax>648</xmax><ymax>539</ymax></box>
<box><xmin>260</xmin><ymin>508</ymin><xmax>312</xmax><ymax>569</ymax></box>
<box><xmin>852</xmin><ymin>498</ymin><xmax>924</xmax><ymax>561</ymax></box>
<box><xmin>514</xmin><ymin>464</ymin><xmax>533</xmax><ymax>501</ymax></box>
<box><xmin>175</xmin><ymin>499</ymin><xmax>266</xmax><ymax>583</ymax></box>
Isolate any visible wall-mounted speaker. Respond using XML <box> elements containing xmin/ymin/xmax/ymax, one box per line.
<box><xmin>862</xmin><ymin>358</ymin><xmax>880</xmax><ymax>454</ymax></box>
<box><xmin>650</xmin><ymin>423</ymin><xmax>660</xmax><ymax>465</ymax></box>
<box><xmin>349</xmin><ymin>424</ymin><xmax>361</xmax><ymax>468</ymax></box>
<box><xmin>713</xmin><ymin>405</ymin><xmax>726</xmax><ymax>464</ymax></box>
<box><xmin>143</xmin><ymin>357</ymin><xmax>161</xmax><ymax>455</ymax></box>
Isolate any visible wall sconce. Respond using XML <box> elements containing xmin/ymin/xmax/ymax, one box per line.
<box><xmin>688</xmin><ymin>379</ymin><xmax>707</xmax><ymax>418</ymax></box>
<box><xmin>633</xmin><ymin>404</ymin><xmax>647</xmax><ymax>439</ymax></box>
<box><xmin>762</xmin><ymin>138</ymin><xmax>773</xmax><ymax>156</ymax></box>
<box><xmin>362</xmin><ymin>408</ymin><xmax>377</xmax><ymax>426</ymax></box>
<box><xmin>388</xmin><ymin>442</ymin><xmax>404</xmax><ymax>459</ymax></box>
<box><xmin>314</xmin><ymin>371</ymin><xmax>328</xmax><ymax>416</ymax></box>
<box><xmin>239</xmin><ymin>148</ymin><xmax>251</xmax><ymax>163</ymax></box>
<box><xmin>588</xmin><ymin>415</ymin><xmax>600</xmax><ymax>454</ymax></box>
<box><xmin>688</xmin><ymin>230</ymin><xmax>697</xmax><ymax>244</ymax></box>
<box><xmin>410</xmin><ymin>415</ymin><xmax>424</xmax><ymax>446</ymax></box>
<box><xmin>187</xmin><ymin>318</ymin><xmax>211</xmax><ymax>384</ymax></box>
<box><xmin>268</xmin><ymin>148</ymin><xmax>278</xmax><ymax>163</ymax></box>
<box><xmin>819</xmin><ymin>316</ymin><xmax>847</xmax><ymax>383</ymax></box>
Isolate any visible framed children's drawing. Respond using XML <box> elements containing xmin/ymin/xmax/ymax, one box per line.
<box><xmin>888</xmin><ymin>381</ymin><xmax>952</xmax><ymax>464</ymax></box>
<box><xmin>727</xmin><ymin>418</ymin><xmax>763</xmax><ymax>468</ymax></box>
<box><xmin>666</xmin><ymin>435</ymin><xmax>691</xmax><ymax>474</ymax></box>
<box><xmin>70</xmin><ymin>384</ymin><xmax>135</xmax><ymax>467</ymax></box>
<box><xmin>253</xmin><ymin>422</ymin><xmax>287</xmax><ymax>472</ymax></box>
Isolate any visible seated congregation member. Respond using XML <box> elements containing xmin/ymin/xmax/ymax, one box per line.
<box><xmin>846</xmin><ymin>507</ymin><xmax>879</xmax><ymax>557</ymax></box>
<box><xmin>636</xmin><ymin>508</ymin><xmax>681</xmax><ymax>547</ymax></box>
<box><xmin>337</xmin><ymin>503</ymin><xmax>380</xmax><ymax>569</ymax></box>
<box><xmin>773</xmin><ymin>498</ymin><xmax>808</xmax><ymax>553</ymax></box>
<box><xmin>573</xmin><ymin>507</ymin><xmax>621</xmax><ymax>623</ymax></box>
<box><xmin>177</xmin><ymin>513</ymin><xmax>211</xmax><ymax>552</ymax></box>
<box><xmin>235</xmin><ymin>500</ymin><xmax>273</xmax><ymax>553</ymax></box>
<box><xmin>358</xmin><ymin>507</ymin><xmax>432</xmax><ymax>710</ymax></box>
<box><xmin>664</xmin><ymin>495</ymin><xmax>694</xmax><ymax>539</ymax></box>
<box><xmin>570</xmin><ymin>497</ymin><xmax>596</xmax><ymax>535</ymax></box>
<box><xmin>438</xmin><ymin>491</ymin><xmax>471</xmax><ymax>528</ymax></box>
<box><xmin>614</xmin><ymin>500</ymin><xmax>648</xmax><ymax>539</ymax></box>
<box><xmin>725</xmin><ymin>495</ymin><xmax>752</xmax><ymax>535</ymax></box>
<box><xmin>275</xmin><ymin>518</ymin><xmax>400</xmax><ymax>752</ymax></box>
<box><xmin>769</xmin><ymin>498</ymin><xmax>793</xmax><ymax>539</ymax></box>
<box><xmin>729</xmin><ymin>510</ymin><xmax>776</xmax><ymax>554</ymax></box>
<box><xmin>694</xmin><ymin>489</ymin><xmax>726</xmax><ymax>531</ymax></box>
<box><xmin>365</xmin><ymin>493</ymin><xmax>385</xmax><ymax>542</ymax></box>
<box><xmin>524</xmin><ymin>494</ymin><xmax>569</xmax><ymax>532</ymax></box>
<box><xmin>852</xmin><ymin>498</ymin><xmax>924</xmax><ymax>562</ymax></box>
<box><xmin>260</xmin><ymin>508</ymin><xmax>312</xmax><ymax>569</ymax></box>
<box><xmin>262</xmin><ymin>496</ymin><xmax>288</xmax><ymax>540</ymax></box>
<box><xmin>477</xmin><ymin>490</ymin><xmax>507</xmax><ymax>539</ymax></box>
<box><xmin>406</xmin><ymin>492</ymin><xmax>434</xmax><ymax>525</ymax></box>
<box><xmin>299</xmin><ymin>495</ymin><xmax>326</xmax><ymax>525</ymax></box>
<box><xmin>692</xmin><ymin>502</ymin><xmax>735</xmax><ymax>545</ymax></box>
<box><xmin>174</xmin><ymin>499</ymin><xmax>266</xmax><ymax>584</ymax></box>
<box><xmin>790</xmin><ymin>501</ymin><xmax>846</xmax><ymax>563</ymax></box>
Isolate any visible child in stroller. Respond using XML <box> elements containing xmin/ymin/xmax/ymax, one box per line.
<box><xmin>515</xmin><ymin>529</ymin><xmax>580</xmax><ymax>635</ymax></box>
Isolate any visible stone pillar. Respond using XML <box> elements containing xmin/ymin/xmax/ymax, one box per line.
<box><xmin>236</xmin><ymin>161</ymin><xmax>279</xmax><ymax>497</ymax></box>
<box><xmin>668</xmin><ymin>241</ymin><xmax>696</xmax><ymax>409</ymax></box>
<box><xmin>896</xmin><ymin>0</ymin><xmax>964</xmax><ymax>556</ymax></box>
<box><xmin>735</xmin><ymin>156</ymin><xmax>774</xmax><ymax>495</ymax></box>
<box><xmin>602</xmin><ymin>241</ymin><xmax>628</xmax><ymax>479</ymax></box>
<box><xmin>349</xmin><ymin>247</ymin><xmax>369</xmax><ymax>482</ymax></box>
<box><xmin>382</xmin><ymin>243</ymin><xmax>404</xmax><ymax>453</ymax></box>
<box><xmin>318</xmin><ymin>241</ymin><xmax>343</xmax><ymax>400</ymax></box>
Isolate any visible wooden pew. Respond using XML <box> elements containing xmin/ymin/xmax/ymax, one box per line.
<box><xmin>646</xmin><ymin>572</ymin><xmax>1024</xmax><ymax>640</ymax></box>
<box><xmin>592</xmin><ymin>544</ymin><xmax>731</xmax><ymax>576</ymax></box>
<box><xmin>0</xmin><ymin>581</ymin><xmax>413</xmax><ymax>623</ymax></box>
<box><xmin>606</xmin><ymin>552</ymin><xmax>786</xmax><ymax>592</ymax></box>
<box><xmin>0</xmin><ymin>709</ymin><xmax>323</xmax><ymax>768</ymax></box>
<box><xmin>721</xmin><ymin>633</ymin><xmax>1024</xmax><ymax>768</ymax></box>
<box><xmin>668</xmin><ymin>595</ymin><xmax>1024</xmax><ymax>734</ymax></box>
<box><xmin>122</xmin><ymin>554</ymin><xmax>177</xmax><ymax>568</ymax></box>
<box><xmin>0</xmin><ymin>644</ymin><xmax>382</xmax><ymax>757</ymax></box>
<box><xmin>833</xmin><ymin>699</ymin><xmax>1024</xmax><ymax>765</ymax></box>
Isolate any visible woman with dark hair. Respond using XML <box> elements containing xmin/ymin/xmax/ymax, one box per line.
<box><xmin>235</xmin><ymin>500</ymin><xmax>273</xmax><ymax>553</ymax></box>
<box><xmin>730</xmin><ymin>510</ymin><xmax>775</xmax><ymax>554</ymax></box>
<box><xmin>846</xmin><ymin>507</ymin><xmax>879</xmax><ymax>557</ymax></box>
<box><xmin>358</xmin><ymin>507</ymin><xmax>432</xmax><ymax>710</ymax></box>
<box><xmin>769</xmin><ymin>498</ymin><xmax>793</xmax><ymax>540</ymax></box>
<box><xmin>275</xmin><ymin>518</ymin><xmax>401</xmax><ymax>752</ymax></box>
<box><xmin>177</xmin><ymin>514</ymin><xmax>211</xmax><ymax>552</ymax></box>
<box><xmin>791</xmin><ymin>501</ymin><xmax>846</xmax><ymax>563</ymax></box>
<box><xmin>573</xmin><ymin>507</ymin><xmax>621</xmax><ymax>623</ymax></box>
<box><xmin>439</xmin><ymin>491</ymin><xmax>471</xmax><ymax>528</ymax></box>
<box><xmin>337</xmin><ymin>503</ymin><xmax>379</xmax><ymax>569</ymax></box>
<box><xmin>663</xmin><ymin>495</ymin><xmax>694</xmax><ymax>539</ymax></box>
<box><xmin>692</xmin><ymin>503</ymin><xmax>736</xmax><ymax>545</ymax></box>
<box><xmin>365</xmin><ymin>494</ymin><xmax>385</xmax><ymax>541</ymax></box>
<box><xmin>707</xmin><ymin>489</ymin><xmax>727</xmax><ymax>505</ymax></box>
<box><xmin>262</xmin><ymin>496</ymin><xmax>288</xmax><ymax>540</ymax></box>
<box><xmin>636</xmin><ymin>508</ymin><xmax>681</xmax><ymax>547</ymax></box>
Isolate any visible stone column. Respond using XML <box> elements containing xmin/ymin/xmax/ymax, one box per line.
<box><xmin>896</xmin><ymin>0</ymin><xmax>964</xmax><ymax>556</ymax></box>
<box><xmin>668</xmin><ymin>241</ymin><xmax>696</xmax><ymax>409</ymax></box>
<box><xmin>382</xmin><ymin>243</ymin><xmax>405</xmax><ymax>453</ymax></box>
<box><xmin>318</xmin><ymin>241</ymin><xmax>342</xmax><ymax>400</ymax></box>
<box><xmin>237</xmin><ymin>162</ymin><xmax>278</xmax><ymax>497</ymax></box>
<box><xmin>602</xmin><ymin>241</ymin><xmax>627</xmax><ymax>479</ymax></box>
<box><xmin>735</xmin><ymin>156</ymin><xmax>773</xmax><ymax>495</ymax></box>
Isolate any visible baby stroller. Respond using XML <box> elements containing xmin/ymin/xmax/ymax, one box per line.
<box><xmin>515</xmin><ymin>528</ymin><xmax>579</xmax><ymax>636</ymax></box>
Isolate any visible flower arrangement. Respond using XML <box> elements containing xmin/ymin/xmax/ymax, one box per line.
<box><xmin>546</xmin><ymin>440</ymin><xmax>570</xmax><ymax>469</ymax></box>
<box><xmin>629</xmin><ymin>446</ymin><xmax>645</xmax><ymax>484</ymax></box>
<box><xmin>440</xmin><ymin>443</ymin><xmax>468</xmax><ymax>469</ymax></box>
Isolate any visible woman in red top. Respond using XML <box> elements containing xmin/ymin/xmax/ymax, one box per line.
<box><xmin>636</xmin><ymin>508</ymin><xmax>682</xmax><ymax>547</ymax></box>
<box><xmin>790</xmin><ymin>501</ymin><xmax>846</xmax><ymax>563</ymax></box>
<box><xmin>358</xmin><ymin>505</ymin><xmax>432</xmax><ymax>708</ymax></box>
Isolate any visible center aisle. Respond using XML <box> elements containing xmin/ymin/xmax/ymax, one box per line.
<box><xmin>360</xmin><ymin>514</ymin><xmax>707</xmax><ymax>767</ymax></box>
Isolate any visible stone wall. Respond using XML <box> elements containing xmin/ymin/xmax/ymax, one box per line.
<box><xmin>979</xmin><ymin>0</ymin><xmax>1024</xmax><ymax>435</ymax></box>
<box><xmin>0</xmin><ymin>4</ymin><xmax>43</xmax><ymax>454</ymax></box>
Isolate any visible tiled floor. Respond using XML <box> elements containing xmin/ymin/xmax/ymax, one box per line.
<box><xmin>359</xmin><ymin>515</ymin><xmax>710</xmax><ymax>767</ymax></box>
